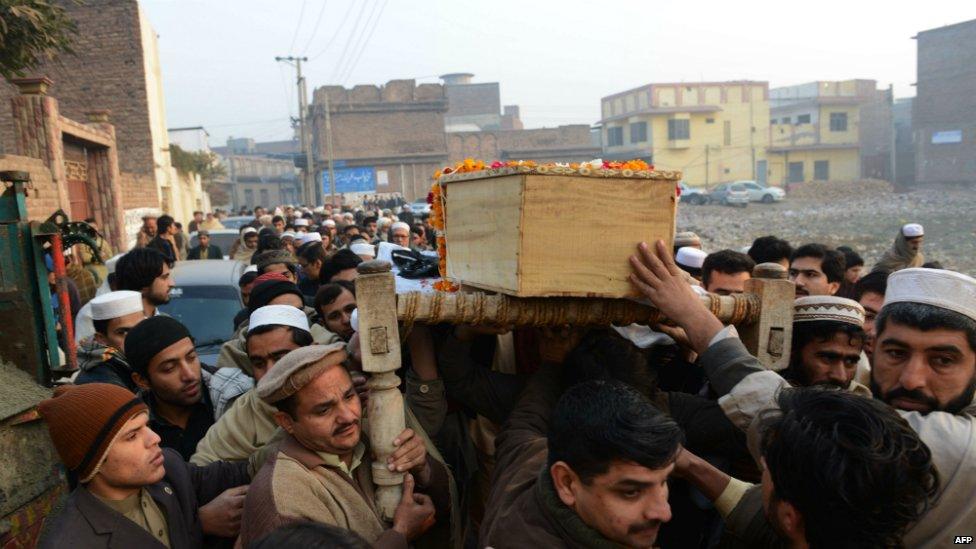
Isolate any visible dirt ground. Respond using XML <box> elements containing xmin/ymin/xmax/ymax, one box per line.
<box><xmin>676</xmin><ymin>183</ymin><xmax>976</xmax><ymax>275</ymax></box>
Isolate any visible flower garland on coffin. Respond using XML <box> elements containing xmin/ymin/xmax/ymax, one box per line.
<box><xmin>428</xmin><ymin>158</ymin><xmax>679</xmax><ymax>292</ymax></box>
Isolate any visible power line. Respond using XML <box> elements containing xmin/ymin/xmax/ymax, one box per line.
<box><xmin>300</xmin><ymin>0</ymin><xmax>329</xmax><ymax>55</ymax></box>
<box><xmin>338</xmin><ymin>0</ymin><xmax>389</xmax><ymax>84</ymax></box>
<box><xmin>287</xmin><ymin>0</ymin><xmax>308</xmax><ymax>54</ymax></box>
<box><xmin>328</xmin><ymin>0</ymin><xmax>372</xmax><ymax>83</ymax></box>
<box><xmin>309</xmin><ymin>0</ymin><xmax>357</xmax><ymax>61</ymax></box>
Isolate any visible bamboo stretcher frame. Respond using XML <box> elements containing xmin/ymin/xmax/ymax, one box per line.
<box><xmin>354</xmin><ymin>259</ymin><xmax>796</xmax><ymax>521</ymax></box>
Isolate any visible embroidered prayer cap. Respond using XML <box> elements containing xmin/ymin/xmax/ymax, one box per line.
<box><xmin>793</xmin><ymin>296</ymin><xmax>865</xmax><ymax>327</ymax></box>
<box><xmin>675</xmin><ymin>247</ymin><xmax>707</xmax><ymax>269</ymax></box>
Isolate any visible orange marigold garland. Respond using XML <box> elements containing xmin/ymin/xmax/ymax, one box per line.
<box><xmin>428</xmin><ymin>177</ymin><xmax>458</xmax><ymax>292</ymax></box>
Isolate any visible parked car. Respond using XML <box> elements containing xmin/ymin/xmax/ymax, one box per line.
<box><xmin>708</xmin><ymin>183</ymin><xmax>750</xmax><ymax>207</ymax></box>
<box><xmin>189</xmin><ymin>229</ymin><xmax>240</xmax><ymax>260</ymax></box>
<box><xmin>157</xmin><ymin>260</ymin><xmax>245</xmax><ymax>366</ymax></box>
<box><xmin>734</xmin><ymin>180</ymin><xmax>786</xmax><ymax>203</ymax></box>
<box><xmin>221</xmin><ymin>216</ymin><xmax>255</xmax><ymax>230</ymax></box>
<box><xmin>408</xmin><ymin>200</ymin><xmax>432</xmax><ymax>216</ymax></box>
<box><xmin>678</xmin><ymin>182</ymin><xmax>708</xmax><ymax>205</ymax></box>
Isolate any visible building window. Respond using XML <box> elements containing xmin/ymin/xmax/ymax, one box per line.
<box><xmin>629</xmin><ymin>122</ymin><xmax>647</xmax><ymax>143</ymax></box>
<box><xmin>781</xmin><ymin>116</ymin><xmax>791</xmax><ymax>124</ymax></box>
<box><xmin>829</xmin><ymin>112</ymin><xmax>848</xmax><ymax>132</ymax></box>
<box><xmin>244</xmin><ymin>189</ymin><xmax>254</xmax><ymax>208</ymax></box>
<box><xmin>814</xmin><ymin>160</ymin><xmax>829</xmax><ymax>180</ymax></box>
<box><xmin>788</xmin><ymin>162</ymin><xmax>804</xmax><ymax>183</ymax></box>
<box><xmin>259</xmin><ymin>189</ymin><xmax>270</xmax><ymax>207</ymax></box>
<box><xmin>668</xmin><ymin>119</ymin><xmax>690</xmax><ymax>140</ymax></box>
<box><xmin>607</xmin><ymin>126</ymin><xmax>624</xmax><ymax>147</ymax></box>
<box><xmin>723</xmin><ymin>121</ymin><xmax>732</xmax><ymax>146</ymax></box>
<box><xmin>706</xmin><ymin>118</ymin><xmax>716</xmax><ymax>124</ymax></box>
<box><xmin>797</xmin><ymin>114</ymin><xmax>811</xmax><ymax>124</ymax></box>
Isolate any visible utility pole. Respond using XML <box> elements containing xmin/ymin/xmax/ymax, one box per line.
<box><xmin>275</xmin><ymin>55</ymin><xmax>317</xmax><ymax>206</ymax></box>
<box><xmin>323</xmin><ymin>91</ymin><xmax>337</xmax><ymax>208</ymax></box>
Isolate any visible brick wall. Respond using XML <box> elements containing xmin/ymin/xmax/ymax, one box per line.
<box><xmin>0</xmin><ymin>0</ymin><xmax>153</xmax><ymax>177</ymax></box>
<box><xmin>447</xmin><ymin>125</ymin><xmax>600</xmax><ymax>163</ymax></box>
<box><xmin>119</xmin><ymin>172</ymin><xmax>158</xmax><ymax>209</ymax></box>
<box><xmin>0</xmin><ymin>154</ymin><xmax>63</xmax><ymax>221</ymax></box>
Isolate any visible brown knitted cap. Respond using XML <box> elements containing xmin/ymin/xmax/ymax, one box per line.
<box><xmin>38</xmin><ymin>384</ymin><xmax>148</xmax><ymax>482</ymax></box>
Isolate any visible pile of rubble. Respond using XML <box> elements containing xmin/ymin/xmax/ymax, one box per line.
<box><xmin>785</xmin><ymin>179</ymin><xmax>893</xmax><ymax>200</ymax></box>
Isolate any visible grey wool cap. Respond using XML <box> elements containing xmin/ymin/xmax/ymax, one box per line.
<box><xmin>256</xmin><ymin>342</ymin><xmax>348</xmax><ymax>404</ymax></box>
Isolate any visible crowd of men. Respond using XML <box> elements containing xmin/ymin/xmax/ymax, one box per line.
<box><xmin>34</xmin><ymin>199</ymin><xmax>976</xmax><ymax>549</ymax></box>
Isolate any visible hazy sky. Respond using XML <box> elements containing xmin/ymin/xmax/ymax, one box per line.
<box><xmin>143</xmin><ymin>0</ymin><xmax>974</xmax><ymax>145</ymax></box>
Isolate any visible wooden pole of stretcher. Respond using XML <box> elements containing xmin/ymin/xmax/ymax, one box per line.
<box><xmin>355</xmin><ymin>260</ymin><xmax>406</xmax><ymax>522</ymax></box>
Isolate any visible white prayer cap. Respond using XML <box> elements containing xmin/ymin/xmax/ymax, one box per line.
<box><xmin>902</xmin><ymin>223</ymin><xmax>924</xmax><ymax>238</ymax></box>
<box><xmin>391</xmin><ymin>221</ymin><xmax>410</xmax><ymax>233</ymax></box>
<box><xmin>241</xmin><ymin>227</ymin><xmax>258</xmax><ymax>236</ymax></box>
<box><xmin>740</xmin><ymin>245</ymin><xmax>752</xmax><ymax>254</ymax></box>
<box><xmin>244</xmin><ymin>264</ymin><xmax>258</xmax><ymax>273</ymax></box>
<box><xmin>343</xmin><ymin>212</ymin><xmax>355</xmax><ymax>220</ymax></box>
<box><xmin>350</xmin><ymin>242</ymin><xmax>375</xmax><ymax>258</ymax></box>
<box><xmin>323</xmin><ymin>219</ymin><xmax>337</xmax><ymax>228</ymax></box>
<box><xmin>884</xmin><ymin>268</ymin><xmax>976</xmax><ymax>322</ymax></box>
<box><xmin>675</xmin><ymin>247</ymin><xmax>707</xmax><ymax>269</ymax></box>
<box><xmin>313</xmin><ymin>206</ymin><xmax>326</xmax><ymax>214</ymax></box>
<box><xmin>281</xmin><ymin>231</ymin><xmax>297</xmax><ymax>240</ymax></box>
<box><xmin>248</xmin><ymin>304</ymin><xmax>310</xmax><ymax>334</ymax></box>
<box><xmin>793</xmin><ymin>296</ymin><xmax>865</xmax><ymax>327</ymax></box>
<box><xmin>90</xmin><ymin>291</ymin><xmax>144</xmax><ymax>321</ymax></box>
<box><xmin>304</xmin><ymin>232</ymin><xmax>323</xmax><ymax>243</ymax></box>
<box><xmin>294</xmin><ymin>218</ymin><xmax>310</xmax><ymax>227</ymax></box>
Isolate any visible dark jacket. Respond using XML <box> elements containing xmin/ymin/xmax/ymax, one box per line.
<box><xmin>187</xmin><ymin>245</ymin><xmax>223</xmax><ymax>260</ymax></box>
<box><xmin>480</xmin><ymin>366</ymin><xmax>617</xmax><ymax>548</ymax></box>
<box><xmin>147</xmin><ymin>236</ymin><xmax>177</xmax><ymax>263</ymax></box>
<box><xmin>39</xmin><ymin>448</ymin><xmax>249</xmax><ymax>549</ymax></box>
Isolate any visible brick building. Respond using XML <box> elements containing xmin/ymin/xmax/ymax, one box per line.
<box><xmin>309</xmin><ymin>80</ymin><xmax>449</xmax><ymax>201</ymax></box>
<box><xmin>0</xmin><ymin>0</ymin><xmax>210</xmax><ymax>237</ymax></box>
<box><xmin>449</xmin><ymin>125</ymin><xmax>600</xmax><ymax>164</ymax></box>
<box><xmin>914</xmin><ymin>18</ymin><xmax>976</xmax><ymax>185</ymax></box>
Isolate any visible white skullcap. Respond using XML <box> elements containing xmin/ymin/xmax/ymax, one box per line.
<box><xmin>248</xmin><ymin>304</ymin><xmax>310</xmax><ymax>334</ymax></box>
<box><xmin>242</xmin><ymin>227</ymin><xmax>258</xmax><ymax>236</ymax></box>
<box><xmin>294</xmin><ymin>218</ymin><xmax>310</xmax><ymax>227</ymax></box>
<box><xmin>304</xmin><ymin>232</ymin><xmax>323</xmax><ymax>243</ymax></box>
<box><xmin>343</xmin><ymin>212</ymin><xmax>354</xmax><ymax>220</ymax></box>
<box><xmin>244</xmin><ymin>264</ymin><xmax>258</xmax><ymax>273</ymax></box>
<box><xmin>90</xmin><ymin>291</ymin><xmax>143</xmax><ymax>321</ymax></box>
<box><xmin>391</xmin><ymin>221</ymin><xmax>410</xmax><ymax>233</ymax></box>
<box><xmin>902</xmin><ymin>223</ymin><xmax>924</xmax><ymax>238</ymax></box>
<box><xmin>323</xmin><ymin>219</ymin><xmax>337</xmax><ymax>228</ymax></box>
<box><xmin>350</xmin><ymin>242</ymin><xmax>375</xmax><ymax>258</ymax></box>
<box><xmin>313</xmin><ymin>206</ymin><xmax>326</xmax><ymax>214</ymax></box>
<box><xmin>281</xmin><ymin>231</ymin><xmax>296</xmax><ymax>240</ymax></box>
<box><xmin>884</xmin><ymin>268</ymin><xmax>976</xmax><ymax>322</ymax></box>
<box><xmin>675</xmin><ymin>247</ymin><xmax>707</xmax><ymax>269</ymax></box>
<box><xmin>793</xmin><ymin>296</ymin><xmax>865</xmax><ymax>326</ymax></box>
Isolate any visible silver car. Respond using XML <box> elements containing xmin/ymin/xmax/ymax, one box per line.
<box><xmin>157</xmin><ymin>260</ymin><xmax>245</xmax><ymax>365</ymax></box>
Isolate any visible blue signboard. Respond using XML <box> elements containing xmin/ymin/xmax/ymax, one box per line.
<box><xmin>932</xmin><ymin>130</ymin><xmax>962</xmax><ymax>145</ymax></box>
<box><xmin>323</xmin><ymin>167</ymin><xmax>376</xmax><ymax>194</ymax></box>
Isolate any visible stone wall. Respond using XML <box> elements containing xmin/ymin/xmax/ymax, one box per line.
<box><xmin>0</xmin><ymin>154</ymin><xmax>63</xmax><ymax>221</ymax></box>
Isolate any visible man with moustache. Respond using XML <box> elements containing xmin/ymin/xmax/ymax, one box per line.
<box><xmin>788</xmin><ymin>243</ymin><xmax>845</xmax><ymax>297</ymax></box>
<box><xmin>36</xmin><ymin>383</ymin><xmax>250</xmax><ymax>547</ymax></box>
<box><xmin>630</xmin><ymin>242</ymin><xmax>976</xmax><ymax>547</ymax></box>
<box><xmin>126</xmin><ymin>316</ymin><xmax>215</xmax><ymax>461</ymax></box>
<box><xmin>784</xmin><ymin>296</ymin><xmax>869</xmax><ymax>393</ymax></box>
<box><xmin>239</xmin><ymin>344</ymin><xmax>454</xmax><ymax>547</ymax></box>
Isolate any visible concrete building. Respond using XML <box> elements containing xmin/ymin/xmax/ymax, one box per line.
<box><xmin>0</xmin><ymin>0</ymin><xmax>210</xmax><ymax>239</ymax></box>
<box><xmin>168</xmin><ymin>126</ymin><xmax>211</xmax><ymax>153</ymax></box>
<box><xmin>309</xmin><ymin>80</ymin><xmax>450</xmax><ymax>202</ymax></box>
<box><xmin>440</xmin><ymin>73</ymin><xmax>524</xmax><ymax>131</ymax></box>
<box><xmin>220</xmin><ymin>152</ymin><xmax>302</xmax><ymax>210</ymax></box>
<box><xmin>893</xmin><ymin>98</ymin><xmax>916</xmax><ymax>188</ymax></box>
<box><xmin>600</xmin><ymin>81</ymin><xmax>771</xmax><ymax>187</ymax></box>
<box><xmin>768</xmin><ymin>80</ymin><xmax>892</xmax><ymax>185</ymax></box>
<box><xmin>914</xmin><ymin>18</ymin><xmax>976</xmax><ymax>185</ymax></box>
<box><xmin>448</xmin><ymin>125</ymin><xmax>600</xmax><ymax>164</ymax></box>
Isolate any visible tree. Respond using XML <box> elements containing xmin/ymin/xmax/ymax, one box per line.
<box><xmin>0</xmin><ymin>0</ymin><xmax>78</xmax><ymax>80</ymax></box>
<box><xmin>170</xmin><ymin>144</ymin><xmax>230</xmax><ymax>205</ymax></box>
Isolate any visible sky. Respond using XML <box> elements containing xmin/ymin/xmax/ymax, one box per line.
<box><xmin>142</xmin><ymin>0</ymin><xmax>975</xmax><ymax>146</ymax></box>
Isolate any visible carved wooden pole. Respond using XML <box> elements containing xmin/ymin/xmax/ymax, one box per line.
<box><xmin>739</xmin><ymin>262</ymin><xmax>795</xmax><ymax>370</ymax></box>
<box><xmin>355</xmin><ymin>260</ymin><xmax>405</xmax><ymax>521</ymax></box>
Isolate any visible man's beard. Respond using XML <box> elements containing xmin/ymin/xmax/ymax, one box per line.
<box><xmin>871</xmin><ymin>376</ymin><xmax>976</xmax><ymax>415</ymax></box>
<box><xmin>784</xmin><ymin>360</ymin><xmax>849</xmax><ymax>390</ymax></box>
<box><xmin>147</xmin><ymin>292</ymin><xmax>170</xmax><ymax>306</ymax></box>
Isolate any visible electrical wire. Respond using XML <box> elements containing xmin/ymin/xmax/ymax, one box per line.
<box><xmin>328</xmin><ymin>0</ymin><xmax>373</xmax><ymax>83</ymax></box>
<box><xmin>308</xmin><ymin>0</ymin><xmax>357</xmax><ymax>61</ymax></box>
<box><xmin>287</xmin><ymin>0</ymin><xmax>308</xmax><ymax>54</ymax></box>
<box><xmin>300</xmin><ymin>0</ymin><xmax>330</xmax><ymax>55</ymax></box>
<box><xmin>337</xmin><ymin>0</ymin><xmax>390</xmax><ymax>85</ymax></box>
